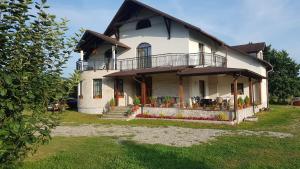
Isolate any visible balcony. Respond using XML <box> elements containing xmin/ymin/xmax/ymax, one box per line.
<box><xmin>76</xmin><ymin>52</ymin><xmax>227</xmax><ymax>71</ymax></box>
<box><xmin>76</xmin><ymin>58</ymin><xmax>113</xmax><ymax>71</ymax></box>
<box><xmin>118</xmin><ymin>52</ymin><xmax>226</xmax><ymax>71</ymax></box>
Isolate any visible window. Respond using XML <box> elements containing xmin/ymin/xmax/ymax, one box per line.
<box><xmin>136</xmin><ymin>19</ymin><xmax>151</xmax><ymax>30</ymax></box>
<box><xmin>93</xmin><ymin>79</ymin><xmax>102</xmax><ymax>98</ymax></box>
<box><xmin>137</xmin><ymin>43</ymin><xmax>151</xmax><ymax>68</ymax></box>
<box><xmin>231</xmin><ymin>83</ymin><xmax>244</xmax><ymax>95</ymax></box>
<box><xmin>116</xmin><ymin>79</ymin><xmax>124</xmax><ymax>97</ymax></box>
<box><xmin>79</xmin><ymin>81</ymin><xmax>83</xmax><ymax>98</ymax></box>
<box><xmin>199</xmin><ymin>80</ymin><xmax>205</xmax><ymax>98</ymax></box>
<box><xmin>199</xmin><ymin>43</ymin><xmax>204</xmax><ymax>65</ymax></box>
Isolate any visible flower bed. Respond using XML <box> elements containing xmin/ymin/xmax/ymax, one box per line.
<box><xmin>136</xmin><ymin>114</ymin><xmax>219</xmax><ymax>121</ymax></box>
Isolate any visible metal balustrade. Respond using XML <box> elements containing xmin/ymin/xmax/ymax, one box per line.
<box><xmin>76</xmin><ymin>52</ymin><xmax>227</xmax><ymax>71</ymax></box>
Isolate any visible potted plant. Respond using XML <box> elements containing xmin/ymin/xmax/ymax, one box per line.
<box><xmin>238</xmin><ymin>97</ymin><xmax>244</xmax><ymax>109</ymax></box>
<box><xmin>149</xmin><ymin>97</ymin><xmax>157</xmax><ymax>107</ymax></box>
<box><xmin>133</xmin><ymin>96</ymin><xmax>140</xmax><ymax>109</ymax></box>
<box><xmin>244</xmin><ymin>96</ymin><xmax>250</xmax><ymax>107</ymax></box>
<box><xmin>163</xmin><ymin>96</ymin><xmax>171</xmax><ymax>108</ymax></box>
<box><xmin>109</xmin><ymin>98</ymin><xmax>115</xmax><ymax>111</ymax></box>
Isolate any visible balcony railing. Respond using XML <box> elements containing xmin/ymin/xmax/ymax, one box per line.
<box><xmin>76</xmin><ymin>58</ymin><xmax>113</xmax><ymax>71</ymax></box>
<box><xmin>76</xmin><ymin>52</ymin><xmax>227</xmax><ymax>71</ymax></box>
<box><xmin>117</xmin><ymin>52</ymin><xmax>226</xmax><ymax>71</ymax></box>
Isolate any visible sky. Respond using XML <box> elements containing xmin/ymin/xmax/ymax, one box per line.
<box><xmin>47</xmin><ymin>0</ymin><xmax>300</xmax><ymax>77</ymax></box>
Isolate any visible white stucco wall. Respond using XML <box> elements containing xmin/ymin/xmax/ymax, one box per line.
<box><xmin>78</xmin><ymin>7</ymin><xmax>270</xmax><ymax>113</ymax></box>
<box><xmin>117</xmin><ymin>9</ymin><xmax>190</xmax><ymax>59</ymax></box>
<box><xmin>78</xmin><ymin>70</ymin><xmax>135</xmax><ymax>114</ymax></box>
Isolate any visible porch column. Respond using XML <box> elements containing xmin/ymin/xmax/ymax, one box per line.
<box><xmin>233</xmin><ymin>76</ymin><xmax>238</xmax><ymax>120</ymax></box>
<box><xmin>178</xmin><ymin>76</ymin><xmax>184</xmax><ymax>108</ymax></box>
<box><xmin>80</xmin><ymin>50</ymin><xmax>84</xmax><ymax>71</ymax></box>
<box><xmin>141</xmin><ymin>77</ymin><xmax>147</xmax><ymax>105</ymax></box>
<box><xmin>114</xmin><ymin>78</ymin><xmax>119</xmax><ymax>106</ymax></box>
<box><xmin>258</xmin><ymin>79</ymin><xmax>262</xmax><ymax>105</ymax></box>
<box><xmin>249</xmin><ymin>77</ymin><xmax>253</xmax><ymax>105</ymax></box>
<box><xmin>112</xmin><ymin>45</ymin><xmax>116</xmax><ymax>70</ymax></box>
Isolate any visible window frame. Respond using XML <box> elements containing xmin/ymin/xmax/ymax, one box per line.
<box><xmin>93</xmin><ymin>79</ymin><xmax>102</xmax><ymax>99</ymax></box>
<box><xmin>137</xmin><ymin>43</ymin><xmax>152</xmax><ymax>68</ymax></box>
<box><xmin>231</xmin><ymin>83</ymin><xmax>244</xmax><ymax>95</ymax></box>
<box><xmin>136</xmin><ymin>19</ymin><xmax>151</xmax><ymax>30</ymax></box>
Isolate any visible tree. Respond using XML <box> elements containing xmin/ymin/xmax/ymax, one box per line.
<box><xmin>264</xmin><ymin>45</ymin><xmax>300</xmax><ymax>103</ymax></box>
<box><xmin>0</xmin><ymin>0</ymin><xmax>81</xmax><ymax>167</ymax></box>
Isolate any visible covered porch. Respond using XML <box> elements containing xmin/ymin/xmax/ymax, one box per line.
<box><xmin>106</xmin><ymin>67</ymin><xmax>265</xmax><ymax>122</ymax></box>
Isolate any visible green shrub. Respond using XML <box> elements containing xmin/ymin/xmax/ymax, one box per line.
<box><xmin>216</xmin><ymin>112</ymin><xmax>228</xmax><ymax>121</ymax></box>
<box><xmin>175</xmin><ymin>113</ymin><xmax>184</xmax><ymax>119</ymax></box>
<box><xmin>244</xmin><ymin>96</ymin><xmax>250</xmax><ymax>106</ymax></box>
<box><xmin>133</xmin><ymin>97</ymin><xmax>141</xmax><ymax>105</ymax></box>
<box><xmin>159</xmin><ymin>112</ymin><xmax>165</xmax><ymax>117</ymax></box>
<box><xmin>238</xmin><ymin>97</ymin><xmax>244</xmax><ymax>107</ymax></box>
<box><xmin>124</xmin><ymin>109</ymin><xmax>133</xmax><ymax>117</ymax></box>
<box><xmin>109</xmin><ymin>98</ymin><xmax>115</xmax><ymax>107</ymax></box>
<box><xmin>163</xmin><ymin>96</ymin><xmax>171</xmax><ymax>104</ymax></box>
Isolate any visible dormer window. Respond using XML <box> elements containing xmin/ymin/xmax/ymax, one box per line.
<box><xmin>136</xmin><ymin>19</ymin><xmax>151</xmax><ymax>30</ymax></box>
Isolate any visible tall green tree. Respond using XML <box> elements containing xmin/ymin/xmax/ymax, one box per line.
<box><xmin>0</xmin><ymin>0</ymin><xmax>81</xmax><ymax>167</ymax></box>
<box><xmin>264</xmin><ymin>45</ymin><xmax>300</xmax><ymax>103</ymax></box>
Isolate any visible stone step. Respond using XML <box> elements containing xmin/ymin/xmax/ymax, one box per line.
<box><xmin>110</xmin><ymin>110</ymin><xmax>127</xmax><ymax>113</ymax></box>
<box><xmin>103</xmin><ymin>114</ymin><xmax>126</xmax><ymax>118</ymax></box>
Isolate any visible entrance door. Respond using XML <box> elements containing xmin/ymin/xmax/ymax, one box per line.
<box><xmin>114</xmin><ymin>79</ymin><xmax>124</xmax><ymax>106</ymax></box>
<box><xmin>199</xmin><ymin>80</ymin><xmax>205</xmax><ymax>98</ymax></box>
<box><xmin>135</xmin><ymin>77</ymin><xmax>152</xmax><ymax>103</ymax></box>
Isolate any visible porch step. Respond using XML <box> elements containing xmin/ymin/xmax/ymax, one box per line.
<box><xmin>102</xmin><ymin>106</ymin><xmax>130</xmax><ymax>119</ymax></box>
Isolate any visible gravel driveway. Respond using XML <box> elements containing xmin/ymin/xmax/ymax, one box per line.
<box><xmin>52</xmin><ymin>125</ymin><xmax>293</xmax><ymax>147</ymax></box>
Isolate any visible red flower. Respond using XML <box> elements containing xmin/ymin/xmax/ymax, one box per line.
<box><xmin>136</xmin><ymin>114</ymin><xmax>218</xmax><ymax>121</ymax></box>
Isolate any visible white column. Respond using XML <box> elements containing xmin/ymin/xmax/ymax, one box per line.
<box><xmin>112</xmin><ymin>45</ymin><xmax>116</xmax><ymax>70</ymax></box>
<box><xmin>80</xmin><ymin>50</ymin><xmax>84</xmax><ymax>71</ymax></box>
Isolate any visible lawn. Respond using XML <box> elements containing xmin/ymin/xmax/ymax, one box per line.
<box><xmin>20</xmin><ymin>105</ymin><xmax>300</xmax><ymax>169</ymax></box>
<box><xmin>61</xmin><ymin>105</ymin><xmax>300</xmax><ymax>133</ymax></box>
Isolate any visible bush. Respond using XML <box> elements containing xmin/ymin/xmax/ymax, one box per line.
<box><xmin>124</xmin><ymin>109</ymin><xmax>133</xmax><ymax>117</ymax></box>
<box><xmin>163</xmin><ymin>96</ymin><xmax>171</xmax><ymax>104</ymax></box>
<box><xmin>216</xmin><ymin>112</ymin><xmax>229</xmax><ymax>121</ymax></box>
<box><xmin>133</xmin><ymin>97</ymin><xmax>141</xmax><ymax>105</ymax></box>
<box><xmin>238</xmin><ymin>97</ymin><xmax>244</xmax><ymax>107</ymax></box>
<box><xmin>244</xmin><ymin>96</ymin><xmax>250</xmax><ymax>106</ymax></box>
<box><xmin>109</xmin><ymin>98</ymin><xmax>115</xmax><ymax>107</ymax></box>
<box><xmin>175</xmin><ymin>113</ymin><xmax>184</xmax><ymax>119</ymax></box>
<box><xmin>159</xmin><ymin>112</ymin><xmax>165</xmax><ymax>117</ymax></box>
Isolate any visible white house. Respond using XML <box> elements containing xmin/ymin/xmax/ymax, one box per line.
<box><xmin>75</xmin><ymin>0</ymin><xmax>272</xmax><ymax>123</ymax></box>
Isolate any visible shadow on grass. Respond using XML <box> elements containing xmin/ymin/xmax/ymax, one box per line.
<box><xmin>120</xmin><ymin>140</ymin><xmax>211</xmax><ymax>169</ymax></box>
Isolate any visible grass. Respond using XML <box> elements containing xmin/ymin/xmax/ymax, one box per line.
<box><xmin>19</xmin><ymin>105</ymin><xmax>300</xmax><ymax>169</ymax></box>
<box><xmin>61</xmin><ymin>105</ymin><xmax>300</xmax><ymax>133</ymax></box>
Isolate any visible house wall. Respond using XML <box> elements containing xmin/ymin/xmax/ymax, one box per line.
<box><xmin>117</xmin><ymin>9</ymin><xmax>190</xmax><ymax>59</ymax></box>
<box><xmin>78</xmin><ymin>70</ymin><xmax>135</xmax><ymax>114</ymax></box>
<box><xmin>188</xmin><ymin>29</ymin><xmax>267</xmax><ymax>108</ymax></box>
<box><xmin>78</xmin><ymin>7</ymin><xmax>269</xmax><ymax>114</ymax></box>
<box><xmin>151</xmin><ymin>73</ymin><xmax>180</xmax><ymax>97</ymax></box>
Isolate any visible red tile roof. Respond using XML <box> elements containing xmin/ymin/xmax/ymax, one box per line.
<box><xmin>231</xmin><ymin>42</ymin><xmax>266</xmax><ymax>54</ymax></box>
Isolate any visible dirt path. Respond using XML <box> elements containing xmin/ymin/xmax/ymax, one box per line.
<box><xmin>52</xmin><ymin>125</ymin><xmax>293</xmax><ymax>147</ymax></box>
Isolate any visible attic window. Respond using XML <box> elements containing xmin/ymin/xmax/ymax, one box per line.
<box><xmin>136</xmin><ymin>19</ymin><xmax>151</xmax><ymax>30</ymax></box>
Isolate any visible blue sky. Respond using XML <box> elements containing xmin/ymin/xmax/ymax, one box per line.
<box><xmin>47</xmin><ymin>0</ymin><xmax>300</xmax><ymax>77</ymax></box>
